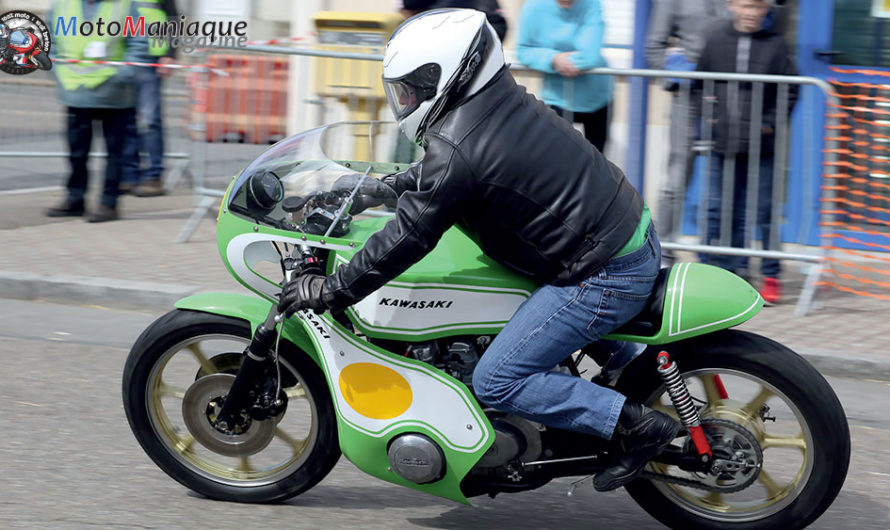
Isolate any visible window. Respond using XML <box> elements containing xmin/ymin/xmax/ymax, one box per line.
<box><xmin>831</xmin><ymin>0</ymin><xmax>890</xmax><ymax>66</ymax></box>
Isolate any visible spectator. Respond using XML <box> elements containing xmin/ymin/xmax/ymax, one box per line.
<box><xmin>397</xmin><ymin>1</ymin><xmax>508</xmax><ymax>41</ymax></box>
<box><xmin>122</xmin><ymin>0</ymin><xmax>178</xmax><ymax>197</ymax></box>
<box><xmin>696</xmin><ymin>0</ymin><xmax>797</xmax><ymax>303</ymax></box>
<box><xmin>399</xmin><ymin>0</ymin><xmax>474</xmax><ymax>18</ymax></box>
<box><xmin>645</xmin><ymin>0</ymin><xmax>730</xmax><ymax>267</ymax></box>
<box><xmin>517</xmin><ymin>0</ymin><xmax>611</xmax><ymax>152</ymax></box>
<box><xmin>46</xmin><ymin>0</ymin><xmax>147</xmax><ymax>222</ymax></box>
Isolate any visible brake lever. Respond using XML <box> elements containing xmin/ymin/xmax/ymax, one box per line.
<box><xmin>323</xmin><ymin>166</ymin><xmax>372</xmax><ymax>238</ymax></box>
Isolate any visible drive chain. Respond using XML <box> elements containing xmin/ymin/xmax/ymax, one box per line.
<box><xmin>640</xmin><ymin>469</ymin><xmax>751</xmax><ymax>493</ymax></box>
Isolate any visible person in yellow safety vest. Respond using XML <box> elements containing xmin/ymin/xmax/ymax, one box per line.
<box><xmin>122</xmin><ymin>0</ymin><xmax>177</xmax><ymax>198</ymax></box>
<box><xmin>46</xmin><ymin>0</ymin><xmax>150</xmax><ymax>222</ymax></box>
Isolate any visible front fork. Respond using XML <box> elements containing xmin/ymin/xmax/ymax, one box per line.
<box><xmin>213</xmin><ymin>307</ymin><xmax>281</xmax><ymax>431</ymax></box>
<box><xmin>214</xmin><ymin>262</ymin><xmax>300</xmax><ymax>432</ymax></box>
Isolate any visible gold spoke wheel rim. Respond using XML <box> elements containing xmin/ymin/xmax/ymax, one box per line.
<box><xmin>146</xmin><ymin>334</ymin><xmax>318</xmax><ymax>484</ymax></box>
<box><xmin>646</xmin><ymin>368</ymin><xmax>814</xmax><ymax>522</ymax></box>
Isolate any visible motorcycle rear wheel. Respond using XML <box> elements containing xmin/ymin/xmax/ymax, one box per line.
<box><xmin>615</xmin><ymin>330</ymin><xmax>849</xmax><ymax>530</ymax></box>
<box><xmin>122</xmin><ymin>309</ymin><xmax>340</xmax><ymax>503</ymax></box>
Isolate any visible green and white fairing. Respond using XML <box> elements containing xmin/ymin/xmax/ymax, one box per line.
<box><xmin>209</xmin><ymin>121</ymin><xmax>762</xmax><ymax>503</ymax></box>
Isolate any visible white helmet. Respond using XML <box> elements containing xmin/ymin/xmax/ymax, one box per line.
<box><xmin>382</xmin><ymin>9</ymin><xmax>505</xmax><ymax>145</ymax></box>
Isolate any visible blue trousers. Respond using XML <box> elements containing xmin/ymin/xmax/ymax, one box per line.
<box><xmin>473</xmin><ymin>225</ymin><xmax>661</xmax><ymax>440</ymax></box>
<box><xmin>124</xmin><ymin>66</ymin><xmax>164</xmax><ymax>184</ymax></box>
<box><xmin>701</xmin><ymin>153</ymin><xmax>780</xmax><ymax>278</ymax></box>
<box><xmin>66</xmin><ymin>106</ymin><xmax>137</xmax><ymax>208</ymax></box>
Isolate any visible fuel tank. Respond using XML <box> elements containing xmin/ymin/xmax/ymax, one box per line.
<box><xmin>332</xmin><ymin>218</ymin><xmax>538</xmax><ymax>341</ymax></box>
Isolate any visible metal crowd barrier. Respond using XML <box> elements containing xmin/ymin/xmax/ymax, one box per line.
<box><xmin>0</xmin><ymin>45</ymin><xmax>837</xmax><ymax>315</ymax></box>
<box><xmin>160</xmin><ymin>45</ymin><xmax>840</xmax><ymax>315</ymax></box>
<box><xmin>0</xmin><ymin>68</ymin><xmax>191</xmax><ymax>195</ymax></box>
<box><xmin>580</xmin><ymin>67</ymin><xmax>837</xmax><ymax>316</ymax></box>
<box><xmin>174</xmin><ymin>44</ymin><xmax>390</xmax><ymax>243</ymax></box>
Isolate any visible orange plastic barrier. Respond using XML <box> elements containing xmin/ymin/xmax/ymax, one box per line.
<box><xmin>192</xmin><ymin>54</ymin><xmax>288</xmax><ymax>144</ymax></box>
<box><xmin>819</xmin><ymin>69</ymin><xmax>890</xmax><ymax>301</ymax></box>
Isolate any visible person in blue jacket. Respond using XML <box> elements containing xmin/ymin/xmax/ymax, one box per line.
<box><xmin>518</xmin><ymin>0</ymin><xmax>612</xmax><ymax>152</ymax></box>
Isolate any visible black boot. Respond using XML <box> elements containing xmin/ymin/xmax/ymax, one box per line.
<box><xmin>594</xmin><ymin>401</ymin><xmax>681</xmax><ymax>492</ymax></box>
<box><xmin>86</xmin><ymin>205</ymin><xmax>119</xmax><ymax>223</ymax></box>
<box><xmin>46</xmin><ymin>199</ymin><xmax>85</xmax><ymax>217</ymax></box>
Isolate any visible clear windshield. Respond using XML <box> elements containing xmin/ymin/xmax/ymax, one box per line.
<box><xmin>226</xmin><ymin>121</ymin><xmax>422</xmax><ymax>237</ymax></box>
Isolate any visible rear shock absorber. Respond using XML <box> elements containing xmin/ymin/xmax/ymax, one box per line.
<box><xmin>656</xmin><ymin>352</ymin><xmax>712</xmax><ymax>460</ymax></box>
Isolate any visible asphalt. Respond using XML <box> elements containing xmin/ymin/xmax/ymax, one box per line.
<box><xmin>1</xmin><ymin>184</ymin><xmax>890</xmax><ymax>381</ymax></box>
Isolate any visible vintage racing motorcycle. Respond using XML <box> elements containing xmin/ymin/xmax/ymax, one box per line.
<box><xmin>123</xmin><ymin>122</ymin><xmax>849</xmax><ymax>529</ymax></box>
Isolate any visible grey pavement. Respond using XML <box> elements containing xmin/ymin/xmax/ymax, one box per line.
<box><xmin>1</xmin><ymin>185</ymin><xmax>889</xmax><ymax>381</ymax></box>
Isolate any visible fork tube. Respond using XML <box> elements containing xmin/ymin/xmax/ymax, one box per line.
<box><xmin>215</xmin><ymin>308</ymin><xmax>280</xmax><ymax>429</ymax></box>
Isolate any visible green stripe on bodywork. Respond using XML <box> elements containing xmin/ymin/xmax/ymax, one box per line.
<box><xmin>606</xmin><ymin>263</ymin><xmax>763</xmax><ymax>344</ymax></box>
<box><xmin>336</xmin><ymin>217</ymin><xmax>539</xmax><ymax>292</ymax></box>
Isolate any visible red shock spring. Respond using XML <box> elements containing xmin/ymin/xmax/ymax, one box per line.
<box><xmin>656</xmin><ymin>352</ymin><xmax>712</xmax><ymax>458</ymax></box>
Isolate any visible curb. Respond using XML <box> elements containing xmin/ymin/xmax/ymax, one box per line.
<box><xmin>0</xmin><ymin>270</ymin><xmax>200</xmax><ymax>312</ymax></box>
<box><xmin>2</xmin><ymin>270</ymin><xmax>890</xmax><ymax>381</ymax></box>
<box><xmin>794</xmin><ymin>350</ymin><xmax>890</xmax><ymax>382</ymax></box>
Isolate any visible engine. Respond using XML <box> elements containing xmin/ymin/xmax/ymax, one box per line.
<box><xmin>405</xmin><ymin>336</ymin><xmax>488</xmax><ymax>387</ymax></box>
<box><xmin>403</xmin><ymin>336</ymin><xmax>543</xmax><ymax>472</ymax></box>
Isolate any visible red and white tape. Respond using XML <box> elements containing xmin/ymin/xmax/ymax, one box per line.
<box><xmin>50</xmin><ymin>57</ymin><xmax>227</xmax><ymax>75</ymax></box>
<box><xmin>48</xmin><ymin>34</ymin><xmax>313</xmax><ymax>74</ymax></box>
<box><xmin>243</xmin><ymin>35</ymin><xmax>309</xmax><ymax>46</ymax></box>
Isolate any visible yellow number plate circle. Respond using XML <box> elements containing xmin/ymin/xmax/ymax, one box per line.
<box><xmin>338</xmin><ymin>362</ymin><xmax>413</xmax><ymax>419</ymax></box>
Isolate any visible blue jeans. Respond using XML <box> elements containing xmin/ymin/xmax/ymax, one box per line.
<box><xmin>473</xmin><ymin>225</ymin><xmax>661</xmax><ymax>440</ymax></box>
<box><xmin>124</xmin><ymin>66</ymin><xmax>164</xmax><ymax>184</ymax></box>
<box><xmin>701</xmin><ymin>153</ymin><xmax>779</xmax><ymax>278</ymax></box>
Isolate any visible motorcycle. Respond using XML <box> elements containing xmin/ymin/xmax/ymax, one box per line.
<box><xmin>1</xmin><ymin>29</ymin><xmax>52</xmax><ymax>71</ymax></box>
<box><xmin>122</xmin><ymin>122</ymin><xmax>849</xmax><ymax>529</ymax></box>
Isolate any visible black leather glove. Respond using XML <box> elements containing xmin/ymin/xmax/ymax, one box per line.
<box><xmin>332</xmin><ymin>174</ymin><xmax>398</xmax><ymax>214</ymax></box>
<box><xmin>278</xmin><ymin>274</ymin><xmax>328</xmax><ymax>317</ymax></box>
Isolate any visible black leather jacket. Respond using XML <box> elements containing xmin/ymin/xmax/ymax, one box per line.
<box><xmin>324</xmin><ymin>68</ymin><xmax>643</xmax><ymax>311</ymax></box>
<box><xmin>696</xmin><ymin>22</ymin><xmax>798</xmax><ymax>155</ymax></box>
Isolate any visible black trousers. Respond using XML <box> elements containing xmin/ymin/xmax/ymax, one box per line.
<box><xmin>550</xmin><ymin>104</ymin><xmax>610</xmax><ymax>153</ymax></box>
<box><xmin>66</xmin><ymin>106</ymin><xmax>137</xmax><ymax>208</ymax></box>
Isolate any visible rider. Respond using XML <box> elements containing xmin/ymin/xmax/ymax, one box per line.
<box><xmin>278</xmin><ymin>8</ymin><xmax>680</xmax><ymax>492</ymax></box>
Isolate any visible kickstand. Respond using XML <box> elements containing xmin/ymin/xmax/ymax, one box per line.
<box><xmin>567</xmin><ymin>475</ymin><xmax>593</xmax><ymax>496</ymax></box>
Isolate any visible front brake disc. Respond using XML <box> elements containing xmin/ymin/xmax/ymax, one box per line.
<box><xmin>182</xmin><ymin>373</ymin><xmax>277</xmax><ymax>457</ymax></box>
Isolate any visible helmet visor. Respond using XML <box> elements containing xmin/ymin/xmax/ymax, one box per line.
<box><xmin>382</xmin><ymin>62</ymin><xmax>441</xmax><ymax>121</ymax></box>
<box><xmin>10</xmin><ymin>30</ymin><xmax>29</xmax><ymax>47</ymax></box>
<box><xmin>383</xmin><ymin>79</ymin><xmax>420</xmax><ymax>120</ymax></box>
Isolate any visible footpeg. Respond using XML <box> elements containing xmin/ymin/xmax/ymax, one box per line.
<box><xmin>567</xmin><ymin>475</ymin><xmax>593</xmax><ymax>496</ymax></box>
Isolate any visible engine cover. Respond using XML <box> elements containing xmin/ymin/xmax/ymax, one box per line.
<box><xmin>387</xmin><ymin>433</ymin><xmax>446</xmax><ymax>484</ymax></box>
<box><xmin>476</xmin><ymin>416</ymin><xmax>543</xmax><ymax>468</ymax></box>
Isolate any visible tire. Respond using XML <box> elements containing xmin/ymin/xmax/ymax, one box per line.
<box><xmin>614</xmin><ymin>330</ymin><xmax>850</xmax><ymax>530</ymax></box>
<box><xmin>122</xmin><ymin>309</ymin><xmax>340</xmax><ymax>503</ymax></box>
<box><xmin>32</xmin><ymin>51</ymin><xmax>51</xmax><ymax>70</ymax></box>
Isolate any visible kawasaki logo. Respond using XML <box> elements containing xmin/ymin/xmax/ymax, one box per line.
<box><xmin>302</xmin><ymin>311</ymin><xmax>330</xmax><ymax>339</ymax></box>
<box><xmin>379</xmin><ymin>298</ymin><xmax>454</xmax><ymax>309</ymax></box>
<box><xmin>399</xmin><ymin>457</ymin><xmax>430</xmax><ymax>467</ymax></box>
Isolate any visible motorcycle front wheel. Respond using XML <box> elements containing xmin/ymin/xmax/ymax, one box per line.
<box><xmin>122</xmin><ymin>309</ymin><xmax>340</xmax><ymax>503</ymax></box>
<box><xmin>32</xmin><ymin>51</ymin><xmax>51</xmax><ymax>70</ymax></box>
<box><xmin>615</xmin><ymin>330</ymin><xmax>850</xmax><ymax>530</ymax></box>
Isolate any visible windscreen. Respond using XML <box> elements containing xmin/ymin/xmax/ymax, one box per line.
<box><xmin>226</xmin><ymin>121</ymin><xmax>422</xmax><ymax>237</ymax></box>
